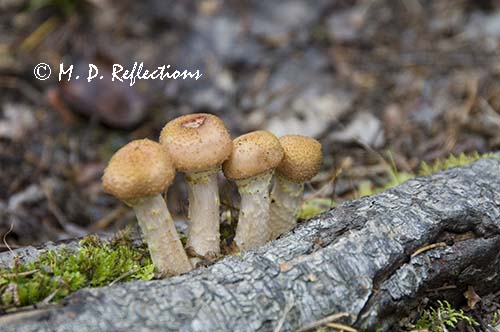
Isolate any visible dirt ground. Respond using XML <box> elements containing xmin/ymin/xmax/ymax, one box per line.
<box><xmin>1</xmin><ymin>0</ymin><xmax>500</xmax><ymax>329</ymax></box>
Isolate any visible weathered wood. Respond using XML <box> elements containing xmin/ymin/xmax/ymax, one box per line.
<box><xmin>1</xmin><ymin>158</ymin><xmax>500</xmax><ymax>332</ymax></box>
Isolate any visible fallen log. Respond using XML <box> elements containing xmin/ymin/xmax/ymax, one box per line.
<box><xmin>1</xmin><ymin>157</ymin><xmax>500</xmax><ymax>331</ymax></box>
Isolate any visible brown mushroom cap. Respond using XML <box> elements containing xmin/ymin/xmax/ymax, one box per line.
<box><xmin>223</xmin><ymin>130</ymin><xmax>284</xmax><ymax>180</ymax></box>
<box><xmin>159</xmin><ymin>113</ymin><xmax>232</xmax><ymax>173</ymax></box>
<box><xmin>102</xmin><ymin>139</ymin><xmax>175</xmax><ymax>203</ymax></box>
<box><xmin>276</xmin><ymin>135</ymin><xmax>322</xmax><ymax>182</ymax></box>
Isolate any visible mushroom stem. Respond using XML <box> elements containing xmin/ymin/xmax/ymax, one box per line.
<box><xmin>268</xmin><ymin>175</ymin><xmax>304</xmax><ymax>240</ymax></box>
<box><xmin>234</xmin><ymin>171</ymin><xmax>273</xmax><ymax>250</ymax></box>
<box><xmin>185</xmin><ymin>168</ymin><xmax>221</xmax><ymax>256</ymax></box>
<box><xmin>132</xmin><ymin>194</ymin><xmax>192</xmax><ymax>275</ymax></box>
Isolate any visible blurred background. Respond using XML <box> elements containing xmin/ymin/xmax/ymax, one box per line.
<box><xmin>1</xmin><ymin>0</ymin><xmax>500</xmax><ymax>247</ymax></box>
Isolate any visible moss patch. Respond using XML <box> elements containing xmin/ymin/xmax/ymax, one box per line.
<box><xmin>407</xmin><ymin>300</ymin><xmax>479</xmax><ymax>331</ymax></box>
<box><xmin>297</xmin><ymin>198</ymin><xmax>336</xmax><ymax>220</ymax></box>
<box><xmin>0</xmin><ymin>231</ymin><xmax>154</xmax><ymax>310</ymax></box>
<box><xmin>359</xmin><ymin>152</ymin><xmax>498</xmax><ymax>198</ymax></box>
<box><xmin>418</xmin><ymin>152</ymin><xmax>498</xmax><ymax>176</ymax></box>
<box><xmin>299</xmin><ymin>152</ymin><xmax>497</xmax><ymax>220</ymax></box>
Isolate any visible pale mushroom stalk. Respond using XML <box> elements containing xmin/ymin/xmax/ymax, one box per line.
<box><xmin>102</xmin><ymin>139</ymin><xmax>192</xmax><ymax>276</ymax></box>
<box><xmin>268</xmin><ymin>175</ymin><xmax>304</xmax><ymax>239</ymax></box>
<box><xmin>223</xmin><ymin>130</ymin><xmax>284</xmax><ymax>250</ymax></box>
<box><xmin>160</xmin><ymin>113</ymin><xmax>233</xmax><ymax>257</ymax></box>
<box><xmin>233</xmin><ymin>171</ymin><xmax>273</xmax><ymax>249</ymax></box>
<box><xmin>268</xmin><ymin>135</ymin><xmax>322</xmax><ymax>240</ymax></box>
<box><xmin>132</xmin><ymin>195</ymin><xmax>192</xmax><ymax>275</ymax></box>
<box><xmin>185</xmin><ymin>167</ymin><xmax>220</xmax><ymax>256</ymax></box>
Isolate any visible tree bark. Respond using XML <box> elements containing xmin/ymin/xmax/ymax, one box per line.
<box><xmin>1</xmin><ymin>158</ymin><xmax>500</xmax><ymax>332</ymax></box>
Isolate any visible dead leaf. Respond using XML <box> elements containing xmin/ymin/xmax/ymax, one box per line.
<box><xmin>464</xmin><ymin>286</ymin><xmax>481</xmax><ymax>309</ymax></box>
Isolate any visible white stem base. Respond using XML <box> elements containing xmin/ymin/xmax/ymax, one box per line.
<box><xmin>269</xmin><ymin>176</ymin><xmax>303</xmax><ymax>240</ymax></box>
<box><xmin>133</xmin><ymin>195</ymin><xmax>192</xmax><ymax>276</ymax></box>
<box><xmin>234</xmin><ymin>171</ymin><xmax>272</xmax><ymax>250</ymax></box>
<box><xmin>186</xmin><ymin>169</ymin><xmax>220</xmax><ymax>256</ymax></box>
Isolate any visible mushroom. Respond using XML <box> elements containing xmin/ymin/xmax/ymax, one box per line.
<box><xmin>160</xmin><ymin>114</ymin><xmax>232</xmax><ymax>257</ymax></box>
<box><xmin>102</xmin><ymin>139</ymin><xmax>192</xmax><ymax>276</ymax></box>
<box><xmin>222</xmin><ymin>130</ymin><xmax>284</xmax><ymax>250</ymax></box>
<box><xmin>268</xmin><ymin>135</ymin><xmax>322</xmax><ymax>240</ymax></box>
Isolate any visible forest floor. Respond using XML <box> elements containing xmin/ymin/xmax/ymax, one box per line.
<box><xmin>1</xmin><ymin>0</ymin><xmax>500</xmax><ymax>330</ymax></box>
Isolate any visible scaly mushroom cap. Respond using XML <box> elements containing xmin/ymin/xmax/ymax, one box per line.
<box><xmin>223</xmin><ymin>130</ymin><xmax>284</xmax><ymax>180</ymax></box>
<box><xmin>159</xmin><ymin>113</ymin><xmax>232</xmax><ymax>173</ymax></box>
<box><xmin>102</xmin><ymin>139</ymin><xmax>175</xmax><ymax>202</ymax></box>
<box><xmin>276</xmin><ymin>135</ymin><xmax>322</xmax><ymax>182</ymax></box>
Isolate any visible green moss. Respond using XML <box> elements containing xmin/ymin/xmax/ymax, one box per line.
<box><xmin>359</xmin><ymin>152</ymin><xmax>497</xmax><ymax>198</ymax></box>
<box><xmin>409</xmin><ymin>300</ymin><xmax>478</xmax><ymax>331</ymax></box>
<box><xmin>297</xmin><ymin>198</ymin><xmax>336</xmax><ymax>220</ymax></box>
<box><xmin>357</xmin><ymin>170</ymin><xmax>415</xmax><ymax>198</ymax></box>
<box><xmin>0</xmin><ymin>232</ymin><xmax>154</xmax><ymax>309</ymax></box>
<box><xmin>299</xmin><ymin>152</ymin><xmax>496</xmax><ymax>220</ymax></box>
<box><xmin>492</xmin><ymin>311</ymin><xmax>499</xmax><ymax>325</ymax></box>
<box><xmin>418</xmin><ymin>152</ymin><xmax>498</xmax><ymax>176</ymax></box>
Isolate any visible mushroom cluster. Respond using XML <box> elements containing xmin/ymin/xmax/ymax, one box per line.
<box><xmin>102</xmin><ymin>113</ymin><xmax>322</xmax><ymax>276</ymax></box>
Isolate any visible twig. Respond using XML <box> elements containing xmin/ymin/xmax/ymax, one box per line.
<box><xmin>326</xmin><ymin>322</ymin><xmax>358</xmax><ymax>332</ymax></box>
<box><xmin>411</xmin><ymin>242</ymin><xmax>447</xmax><ymax>258</ymax></box>
<box><xmin>41</xmin><ymin>181</ymin><xmax>69</xmax><ymax>228</ymax></box>
<box><xmin>297</xmin><ymin>312</ymin><xmax>350</xmax><ymax>332</ymax></box>
<box><xmin>1</xmin><ymin>270</ymin><xmax>39</xmax><ymax>278</ymax></box>
<box><xmin>2</xmin><ymin>223</ymin><xmax>16</xmax><ymax>256</ymax></box>
<box><xmin>273</xmin><ymin>299</ymin><xmax>295</xmax><ymax>332</ymax></box>
<box><xmin>20</xmin><ymin>16</ymin><xmax>59</xmax><ymax>52</ymax></box>
<box><xmin>302</xmin><ymin>157</ymin><xmax>350</xmax><ymax>204</ymax></box>
<box><xmin>109</xmin><ymin>268</ymin><xmax>139</xmax><ymax>286</ymax></box>
<box><xmin>0</xmin><ymin>76</ymin><xmax>44</xmax><ymax>106</ymax></box>
<box><xmin>46</xmin><ymin>89</ymin><xmax>77</xmax><ymax>124</ymax></box>
<box><xmin>437</xmin><ymin>306</ymin><xmax>448</xmax><ymax>332</ymax></box>
<box><xmin>41</xmin><ymin>180</ymin><xmax>87</xmax><ymax>237</ymax></box>
<box><xmin>3</xmin><ymin>304</ymin><xmax>56</xmax><ymax>315</ymax></box>
<box><xmin>304</xmin><ymin>170</ymin><xmax>338</xmax><ymax>201</ymax></box>
<box><xmin>41</xmin><ymin>288</ymin><xmax>60</xmax><ymax>305</ymax></box>
<box><xmin>0</xmin><ymin>243</ymin><xmax>22</xmax><ymax>250</ymax></box>
<box><xmin>425</xmin><ymin>285</ymin><xmax>457</xmax><ymax>293</ymax></box>
<box><xmin>91</xmin><ymin>206</ymin><xmax>128</xmax><ymax>230</ymax></box>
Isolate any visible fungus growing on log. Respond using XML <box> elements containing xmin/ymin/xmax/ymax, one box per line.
<box><xmin>102</xmin><ymin>139</ymin><xmax>192</xmax><ymax>276</ymax></box>
<box><xmin>223</xmin><ymin>130</ymin><xmax>284</xmax><ymax>250</ymax></box>
<box><xmin>269</xmin><ymin>135</ymin><xmax>322</xmax><ymax>240</ymax></box>
<box><xmin>2</xmin><ymin>157</ymin><xmax>499</xmax><ymax>331</ymax></box>
<box><xmin>0</xmin><ymin>159</ymin><xmax>500</xmax><ymax>332</ymax></box>
<box><xmin>160</xmin><ymin>113</ymin><xmax>232</xmax><ymax>258</ymax></box>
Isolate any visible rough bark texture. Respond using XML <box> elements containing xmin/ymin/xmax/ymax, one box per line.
<box><xmin>1</xmin><ymin>158</ymin><xmax>500</xmax><ymax>332</ymax></box>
